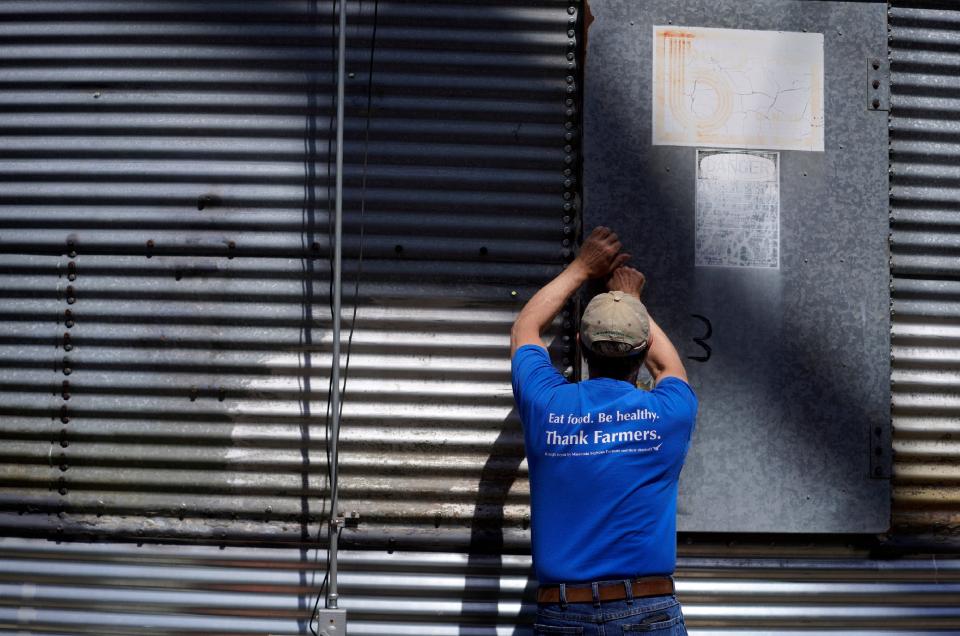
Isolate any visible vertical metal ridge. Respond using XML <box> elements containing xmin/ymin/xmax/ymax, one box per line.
<box><xmin>890</xmin><ymin>1</ymin><xmax>960</xmax><ymax>536</ymax></box>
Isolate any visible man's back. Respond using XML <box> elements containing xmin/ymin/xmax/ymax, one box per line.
<box><xmin>512</xmin><ymin>344</ymin><xmax>697</xmax><ymax>583</ymax></box>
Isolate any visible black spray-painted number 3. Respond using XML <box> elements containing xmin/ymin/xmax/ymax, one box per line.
<box><xmin>688</xmin><ymin>314</ymin><xmax>712</xmax><ymax>362</ymax></box>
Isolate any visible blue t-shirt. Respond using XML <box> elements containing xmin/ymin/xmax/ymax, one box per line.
<box><xmin>511</xmin><ymin>344</ymin><xmax>698</xmax><ymax>584</ymax></box>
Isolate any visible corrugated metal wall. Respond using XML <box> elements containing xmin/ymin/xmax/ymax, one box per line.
<box><xmin>3</xmin><ymin>536</ymin><xmax>960</xmax><ymax>634</ymax></box>
<box><xmin>2</xmin><ymin>0</ymin><xmax>960</xmax><ymax>634</ymax></box>
<box><xmin>0</xmin><ymin>0</ymin><xmax>576</xmax><ymax>545</ymax></box>
<box><xmin>889</xmin><ymin>1</ymin><xmax>960</xmax><ymax>539</ymax></box>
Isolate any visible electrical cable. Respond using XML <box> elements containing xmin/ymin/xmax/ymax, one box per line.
<box><xmin>310</xmin><ymin>0</ymin><xmax>377</xmax><ymax>630</ymax></box>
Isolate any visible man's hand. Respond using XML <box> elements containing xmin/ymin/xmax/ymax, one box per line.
<box><xmin>575</xmin><ymin>227</ymin><xmax>630</xmax><ymax>279</ymax></box>
<box><xmin>607</xmin><ymin>266</ymin><xmax>646</xmax><ymax>300</ymax></box>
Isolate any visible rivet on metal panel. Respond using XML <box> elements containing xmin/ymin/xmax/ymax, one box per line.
<box><xmin>145</xmin><ymin>239</ymin><xmax>154</xmax><ymax>258</ymax></box>
<box><xmin>62</xmin><ymin>333</ymin><xmax>72</xmax><ymax>352</ymax></box>
<box><xmin>387</xmin><ymin>538</ymin><xmax>395</xmax><ymax>554</ymax></box>
<box><xmin>564</xmin><ymin>155</ymin><xmax>573</xmax><ymax>165</ymax></box>
<box><xmin>59</xmin><ymin>405</ymin><xmax>69</xmax><ymax>424</ymax></box>
<box><xmin>567</xmin><ymin>6</ymin><xmax>576</xmax><ymax>15</ymax></box>
<box><xmin>568</xmin><ymin>34</ymin><xmax>575</xmax><ymax>41</ymax></box>
<box><xmin>479</xmin><ymin>246</ymin><xmax>488</xmax><ymax>256</ymax></box>
<box><xmin>510</xmin><ymin>290</ymin><xmax>518</xmax><ymax>297</ymax></box>
<box><xmin>564</xmin><ymin>145</ymin><xmax>573</xmax><ymax>154</ymax></box>
<box><xmin>189</xmin><ymin>386</ymin><xmax>199</xmax><ymax>402</ymax></box>
<box><xmin>566</xmin><ymin>108</ymin><xmax>575</xmax><ymax>117</ymax></box>
<box><xmin>562</xmin><ymin>239</ymin><xmax>571</xmax><ymax>248</ymax></box>
<box><xmin>65</xmin><ymin>286</ymin><xmax>76</xmax><ymax>304</ymax></box>
<box><xmin>66</xmin><ymin>239</ymin><xmax>77</xmax><ymax>259</ymax></box>
<box><xmin>61</xmin><ymin>381</ymin><xmax>70</xmax><ymax>401</ymax></box>
<box><xmin>227</xmin><ymin>240</ymin><xmax>236</xmax><ymax>259</ymax></box>
<box><xmin>218</xmin><ymin>386</ymin><xmax>226</xmax><ymax>402</ymax></box>
<box><xmin>434</xmin><ymin>512</ymin><xmax>441</xmax><ymax>528</ymax></box>
<box><xmin>67</xmin><ymin>261</ymin><xmax>77</xmax><ymax>281</ymax></box>
<box><xmin>174</xmin><ymin>269</ymin><xmax>182</xmax><ymax>281</ymax></box>
<box><xmin>566</xmin><ymin>75</ymin><xmax>574</xmax><ymax>84</ymax></box>
<box><xmin>62</xmin><ymin>357</ymin><xmax>71</xmax><ymax>376</ymax></box>
<box><xmin>563</xmin><ymin>192</ymin><xmax>572</xmax><ymax>201</ymax></box>
<box><xmin>564</xmin><ymin>179</ymin><xmax>573</xmax><ymax>188</ymax></box>
<box><xmin>565</xmin><ymin>132</ymin><xmax>574</xmax><ymax>142</ymax></box>
<box><xmin>563</xmin><ymin>215</ymin><xmax>572</xmax><ymax>223</ymax></box>
<box><xmin>567</xmin><ymin>52</ymin><xmax>575</xmax><ymax>61</ymax></box>
<box><xmin>179</xmin><ymin>504</ymin><xmax>186</xmax><ymax>521</ymax></box>
<box><xmin>394</xmin><ymin>244</ymin><xmax>403</xmax><ymax>255</ymax></box>
<box><xmin>58</xmin><ymin>454</ymin><xmax>68</xmax><ymax>472</ymax></box>
<box><xmin>59</xmin><ymin>429</ymin><xmax>68</xmax><ymax>448</ymax></box>
<box><xmin>566</xmin><ymin>85</ymin><xmax>575</xmax><ymax>94</ymax></box>
<box><xmin>565</xmin><ymin>98</ymin><xmax>574</xmax><ymax>107</ymax></box>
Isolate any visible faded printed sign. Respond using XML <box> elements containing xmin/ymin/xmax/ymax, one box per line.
<box><xmin>653</xmin><ymin>26</ymin><xmax>824</xmax><ymax>152</ymax></box>
<box><xmin>695</xmin><ymin>150</ymin><xmax>779</xmax><ymax>269</ymax></box>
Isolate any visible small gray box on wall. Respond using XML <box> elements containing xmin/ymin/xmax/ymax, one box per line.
<box><xmin>583</xmin><ymin>0</ymin><xmax>890</xmax><ymax>532</ymax></box>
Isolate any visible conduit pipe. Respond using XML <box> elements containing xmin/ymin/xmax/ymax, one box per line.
<box><xmin>327</xmin><ymin>0</ymin><xmax>347</xmax><ymax>612</ymax></box>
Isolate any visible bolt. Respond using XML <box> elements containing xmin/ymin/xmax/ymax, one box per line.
<box><xmin>217</xmin><ymin>386</ymin><xmax>226</xmax><ymax>402</ymax></box>
<box><xmin>64</xmin><ymin>310</ymin><xmax>75</xmax><ymax>329</ymax></box>
<box><xmin>872</xmin><ymin>98</ymin><xmax>880</xmax><ymax>109</ymax></box>
<box><xmin>567</xmin><ymin>52</ymin><xmax>575</xmax><ymax>61</ymax></box>
<box><xmin>189</xmin><ymin>386</ymin><xmax>199</xmax><ymax>402</ymax></box>
<box><xmin>63</xmin><ymin>333</ymin><xmax>72</xmax><ymax>352</ymax></box>
<box><xmin>567</xmin><ymin>6</ymin><xmax>576</xmax><ymax>15</ymax></box>
<box><xmin>510</xmin><ymin>290</ymin><xmax>518</xmax><ymax>297</ymax></box>
<box><xmin>872</xmin><ymin>79</ymin><xmax>880</xmax><ymax>89</ymax></box>
<box><xmin>872</xmin><ymin>59</ymin><xmax>880</xmax><ymax>70</ymax></box>
<box><xmin>479</xmin><ymin>246</ymin><xmax>488</xmax><ymax>256</ymax></box>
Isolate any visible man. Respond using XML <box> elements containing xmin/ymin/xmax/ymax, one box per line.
<box><xmin>511</xmin><ymin>226</ymin><xmax>697</xmax><ymax>634</ymax></box>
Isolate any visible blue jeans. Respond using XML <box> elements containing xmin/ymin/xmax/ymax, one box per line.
<box><xmin>533</xmin><ymin>592</ymin><xmax>687</xmax><ymax>635</ymax></box>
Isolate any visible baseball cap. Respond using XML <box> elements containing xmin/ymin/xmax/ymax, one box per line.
<box><xmin>580</xmin><ymin>291</ymin><xmax>650</xmax><ymax>357</ymax></box>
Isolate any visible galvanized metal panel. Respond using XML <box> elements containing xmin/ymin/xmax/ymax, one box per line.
<box><xmin>583</xmin><ymin>0</ymin><xmax>890</xmax><ymax>532</ymax></box>
<box><xmin>1</xmin><ymin>537</ymin><xmax>959</xmax><ymax>634</ymax></box>
<box><xmin>0</xmin><ymin>0</ymin><xmax>580</xmax><ymax>546</ymax></box>
<box><xmin>890</xmin><ymin>1</ymin><xmax>960</xmax><ymax>538</ymax></box>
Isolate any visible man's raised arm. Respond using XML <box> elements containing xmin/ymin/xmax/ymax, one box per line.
<box><xmin>510</xmin><ymin>227</ymin><xmax>628</xmax><ymax>356</ymax></box>
<box><xmin>606</xmin><ymin>266</ymin><xmax>687</xmax><ymax>384</ymax></box>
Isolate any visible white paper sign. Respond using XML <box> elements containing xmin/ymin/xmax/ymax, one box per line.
<box><xmin>653</xmin><ymin>26</ymin><xmax>824</xmax><ymax>152</ymax></box>
<box><xmin>695</xmin><ymin>150</ymin><xmax>780</xmax><ymax>269</ymax></box>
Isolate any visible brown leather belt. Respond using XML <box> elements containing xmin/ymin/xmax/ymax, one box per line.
<box><xmin>537</xmin><ymin>576</ymin><xmax>674</xmax><ymax>604</ymax></box>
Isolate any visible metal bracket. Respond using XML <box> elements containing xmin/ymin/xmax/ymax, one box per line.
<box><xmin>867</xmin><ymin>57</ymin><xmax>890</xmax><ymax>112</ymax></box>
<box><xmin>312</xmin><ymin>609</ymin><xmax>347</xmax><ymax>636</ymax></box>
